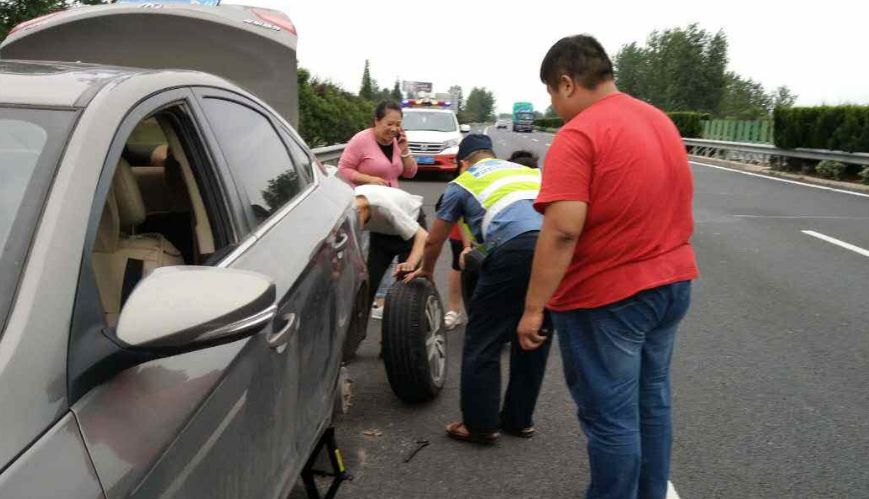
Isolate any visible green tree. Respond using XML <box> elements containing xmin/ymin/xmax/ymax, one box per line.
<box><xmin>718</xmin><ymin>71</ymin><xmax>772</xmax><ymax>119</ymax></box>
<box><xmin>614</xmin><ymin>24</ymin><xmax>728</xmax><ymax>114</ymax></box>
<box><xmin>391</xmin><ymin>79</ymin><xmax>402</xmax><ymax>101</ymax></box>
<box><xmin>359</xmin><ymin>59</ymin><xmax>375</xmax><ymax>100</ymax></box>
<box><xmin>772</xmin><ymin>86</ymin><xmax>797</xmax><ymax>109</ymax></box>
<box><xmin>544</xmin><ymin>105</ymin><xmax>558</xmax><ymax>118</ymax></box>
<box><xmin>299</xmin><ymin>68</ymin><xmax>373</xmax><ymax>147</ymax></box>
<box><xmin>1</xmin><ymin>0</ymin><xmax>106</xmax><ymax>41</ymax></box>
<box><xmin>464</xmin><ymin>87</ymin><xmax>496</xmax><ymax>122</ymax></box>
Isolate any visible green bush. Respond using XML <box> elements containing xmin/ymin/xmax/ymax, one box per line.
<box><xmin>815</xmin><ymin>160</ymin><xmax>847</xmax><ymax>180</ymax></box>
<box><xmin>297</xmin><ymin>68</ymin><xmax>374</xmax><ymax>147</ymax></box>
<box><xmin>666</xmin><ymin>112</ymin><xmax>711</xmax><ymax>138</ymax></box>
<box><xmin>859</xmin><ymin>166</ymin><xmax>869</xmax><ymax>185</ymax></box>
<box><xmin>773</xmin><ymin>106</ymin><xmax>869</xmax><ymax>152</ymax></box>
<box><xmin>533</xmin><ymin>118</ymin><xmax>564</xmax><ymax>129</ymax></box>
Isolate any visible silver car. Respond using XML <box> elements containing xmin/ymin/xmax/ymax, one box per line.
<box><xmin>0</xmin><ymin>58</ymin><xmax>366</xmax><ymax>498</ymax></box>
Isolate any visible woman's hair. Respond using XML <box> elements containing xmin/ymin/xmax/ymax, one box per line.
<box><xmin>508</xmin><ymin>149</ymin><xmax>539</xmax><ymax>168</ymax></box>
<box><xmin>374</xmin><ymin>100</ymin><xmax>403</xmax><ymax>121</ymax></box>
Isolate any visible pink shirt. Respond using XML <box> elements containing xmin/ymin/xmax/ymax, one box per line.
<box><xmin>338</xmin><ymin>128</ymin><xmax>417</xmax><ymax>187</ymax></box>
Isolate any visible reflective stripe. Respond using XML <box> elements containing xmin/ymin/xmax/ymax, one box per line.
<box><xmin>478</xmin><ymin>174</ymin><xmax>542</xmax><ymax>204</ymax></box>
<box><xmin>481</xmin><ymin>190</ymin><xmax>539</xmax><ymax>238</ymax></box>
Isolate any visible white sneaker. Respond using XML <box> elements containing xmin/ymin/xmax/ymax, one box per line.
<box><xmin>371</xmin><ymin>304</ymin><xmax>383</xmax><ymax>320</ymax></box>
<box><xmin>444</xmin><ymin>310</ymin><xmax>467</xmax><ymax>330</ymax></box>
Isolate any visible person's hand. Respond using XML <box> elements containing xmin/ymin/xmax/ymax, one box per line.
<box><xmin>368</xmin><ymin>176</ymin><xmax>388</xmax><ymax>186</ymax></box>
<box><xmin>517</xmin><ymin>310</ymin><xmax>547</xmax><ymax>351</ymax></box>
<box><xmin>393</xmin><ymin>261</ymin><xmax>418</xmax><ymax>282</ymax></box>
<box><xmin>403</xmin><ymin>267</ymin><xmax>433</xmax><ymax>283</ymax></box>
<box><xmin>458</xmin><ymin>247</ymin><xmax>472</xmax><ymax>270</ymax></box>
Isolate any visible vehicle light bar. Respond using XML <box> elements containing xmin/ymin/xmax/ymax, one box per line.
<box><xmin>401</xmin><ymin>99</ymin><xmax>452</xmax><ymax>108</ymax></box>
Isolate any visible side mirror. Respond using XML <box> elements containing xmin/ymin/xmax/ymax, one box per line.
<box><xmin>68</xmin><ymin>266</ymin><xmax>277</xmax><ymax>402</ymax></box>
<box><xmin>460</xmin><ymin>124</ymin><xmax>471</xmax><ymax>133</ymax></box>
<box><xmin>116</xmin><ymin>266</ymin><xmax>276</xmax><ymax>350</ymax></box>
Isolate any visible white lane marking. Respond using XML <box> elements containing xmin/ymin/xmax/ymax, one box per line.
<box><xmin>484</xmin><ymin>126</ymin><xmax>491</xmax><ymax>135</ymax></box>
<box><xmin>532</xmin><ymin>138</ymin><xmax>540</xmax><ymax>142</ymax></box>
<box><xmin>801</xmin><ymin>230</ymin><xmax>869</xmax><ymax>258</ymax></box>
<box><xmin>545</xmin><ymin>143</ymin><xmax>551</xmax><ymax>146</ymax></box>
<box><xmin>692</xmin><ymin>161</ymin><xmax>869</xmax><ymax>199</ymax></box>
<box><xmin>667</xmin><ymin>481</ymin><xmax>681</xmax><ymax>499</ymax></box>
<box><xmin>733</xmin><ymin>215</ymin><xmax>869</xmax><ymax>220</ymax></box>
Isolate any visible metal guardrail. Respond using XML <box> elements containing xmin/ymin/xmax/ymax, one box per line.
<box><xmin>684</xmin><ymin>138</ymin><xmax>869</xmax><ymax>166</ymax></box>
<box><xmin>311</xmin><ymin>143</ymin><xmax>346</xmax><ymax>164</ymax></box>
<box><xmin>316</xmin><ymin>138</ymin><xmax>869</xmax><ymax>169</ymax></box>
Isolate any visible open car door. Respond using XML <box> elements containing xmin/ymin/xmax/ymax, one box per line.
<box><xmin>0</xmin><ymin>2</ymin><xmax>299</xmax><ymax>127</ymax></box>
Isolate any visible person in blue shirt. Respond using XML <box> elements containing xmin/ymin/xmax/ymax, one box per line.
<box><xmin>407</xmin><ymin>134</ymin><xmax>552</xmax><ymax>444</ymax></box>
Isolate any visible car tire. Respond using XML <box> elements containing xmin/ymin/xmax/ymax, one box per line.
<box><xmin>341</xmin><ymin>284</ymin><xmax>370</xmax><ymax>362</ymax></box>
<box><xmin>381</xmin><ymin>278</ymin><xmax>447</xmax><ymax>403</ymax></box>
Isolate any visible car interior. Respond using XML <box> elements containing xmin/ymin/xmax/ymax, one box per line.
<box><xmin>91</xmin><ymin>114</ymin><xmax>222</xmax><ymax>326</ymax></box>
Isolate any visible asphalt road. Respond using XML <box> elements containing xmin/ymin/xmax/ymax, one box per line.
<box><xmin>303</xmin><ymin>126</ymin><xmax>869</xmax><ymax>498</ymax></box>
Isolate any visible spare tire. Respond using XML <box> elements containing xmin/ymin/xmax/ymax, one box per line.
<box><xmin>382</xmin><ymin>278</ymin><xmax>447</xmax><ymax>403</ymax></box>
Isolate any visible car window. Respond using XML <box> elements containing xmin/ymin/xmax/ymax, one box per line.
<box><xmin>403</xmin><ymin>112</ymin><xmax>458</xmax><ymax>132</ymax></box>
<box><xmin>281</xmin><ymin>130</ymin><xmax>315</xmax><ymax>185</ymax></box>
<box><xmin>200</xmin><ymin>98</ymin><xmax>304</xmax><ymax>224</ymax></box>
<box><xmin>0</xmin><ymin>107</ymin><xmax>76</xmax><ymax>334</ymax></box>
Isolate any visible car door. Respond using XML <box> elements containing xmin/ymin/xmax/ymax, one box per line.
<box><xmin>191</xmin><ymin>88</ymin><xmax>347</xmax><ymax>473</ymax></box>
<box><xmin>68</xmin><ymin>88</ymin><xmax>294</xmax><ymax>498</ymax></box>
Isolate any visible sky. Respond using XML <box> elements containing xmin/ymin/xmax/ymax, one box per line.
<box><xmin>225</xmin><ymin>0</ymin><xmax>868</xmax><ymax>114</ymax></box>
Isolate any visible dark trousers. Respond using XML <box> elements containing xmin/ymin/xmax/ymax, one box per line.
<box><xmin>461</xmin><ymin>231</ymin><xmax>552</xmax><ymax>432</ymax></box>
<box><xmin>365</xmin><ymin>212</ymin><xmax>427</xmax><ymax>309</ymax></box>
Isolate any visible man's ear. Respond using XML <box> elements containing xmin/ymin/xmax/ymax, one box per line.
<box><xmin>559</xmin><ymin>74</ymin><xmax>577</xmax><ymax>98</ymax></box>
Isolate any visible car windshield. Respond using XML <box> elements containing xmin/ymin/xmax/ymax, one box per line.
<box><xmin>517</xmin><ymin>112</ymin><xmax>534</xmax><ymax>120</ymax></box>
<box><xmin>402</xmin><ymin>112</ymin><xmax>457</xmax><ymax>132</ymax></box>
<box><xmin>0</xmin><ymin>107</ymin><xmax>76</xmax><ymax>333</ymax></box>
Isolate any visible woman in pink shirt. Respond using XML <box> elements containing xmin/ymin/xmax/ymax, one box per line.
<box><xmin>338</xmin><ymin>101</ymin><xmax>418</xmax><ymax>187</ymax></box>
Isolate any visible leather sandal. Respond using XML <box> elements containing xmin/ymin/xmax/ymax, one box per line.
<box><xmin>445</xmin><ymin>422</ymin><xmax>499</xmax><ymax>445</ymax></box>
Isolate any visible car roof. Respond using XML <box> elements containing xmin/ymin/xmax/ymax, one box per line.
<box><xmin>0</xmin><ymin>60</ymin><xmax>225</xmax><ymax>108</ymax></box>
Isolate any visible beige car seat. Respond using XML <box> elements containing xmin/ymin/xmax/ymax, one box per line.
<box><xmin>92</xmin><ymin>158</ymin><xmax>185</xmax><ymax>326</ymax></box>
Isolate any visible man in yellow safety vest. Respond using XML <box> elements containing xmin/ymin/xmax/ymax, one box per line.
<box><xmin>407</xmin><ymin>134</ymin><xmax>553</xmax><ymax>444</ymax></box>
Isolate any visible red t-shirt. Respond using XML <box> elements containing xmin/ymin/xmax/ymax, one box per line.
<box><xmin>535</xmin><ymin>92</ymin><xmax>698</xmax><ymax>311</ymax></box>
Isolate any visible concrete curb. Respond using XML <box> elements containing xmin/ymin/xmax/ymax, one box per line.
<box><xmin>688</xmin><ymin>155</ymin><xmax>869</xmax><ymax>194</ymax></box>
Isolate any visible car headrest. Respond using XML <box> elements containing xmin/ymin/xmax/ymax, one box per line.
<box><xmin>112</xmin><ymin>158</ymin><xmax>146</xmax><ymax>229</ymax></box>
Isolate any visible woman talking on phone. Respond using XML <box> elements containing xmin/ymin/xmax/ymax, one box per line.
<box><xmin>339</xmin><ymin>100</ymin><xmax>420</xmax><ymax>318</ymax></box>
<box><xmin>338</xmin><ymin>100</ymin><xmax>418</xmax><ymax>187</ymax></box>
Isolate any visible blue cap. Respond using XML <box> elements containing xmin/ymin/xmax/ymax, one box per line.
<box><xmin>457</xmin><ymin>133</ymin><xmax>493</xmax><ymax>162</ymax></box>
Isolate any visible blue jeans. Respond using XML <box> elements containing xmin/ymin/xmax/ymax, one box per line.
<box><xmin>553</xmin><ymin>281</ymin><xmax>692</xmax><ymax>499</ymax></box>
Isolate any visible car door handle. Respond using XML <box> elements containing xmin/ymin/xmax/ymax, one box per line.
<box><xmin>332</xmin><ymin>232</ymin><xmax>350</xmax><ymax>252</ymax></box>
<box><xmin>267</xmin><ymin>312</ymin><xmax>298</xmax><ymax>350</ymax></box>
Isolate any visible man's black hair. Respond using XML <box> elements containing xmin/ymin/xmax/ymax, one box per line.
<box><xmin>508</xmin><ymin>149</ymin><xmax>539</xmax><ymax>168</ymax></box>
<box><xmin>375</xmin><ymin>100</ymin><xmax>402</xmax><ymax>121</ymax></box>
<box><xmin>540</xmin><ymin>35</ymin><xmax>614</xmax><ymax>90</ymax></box>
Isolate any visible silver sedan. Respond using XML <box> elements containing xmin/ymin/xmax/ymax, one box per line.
<box><xmin>0</xmin><ymin>60</ymin><xmax>366</xmax><ymax>498</ymax></box>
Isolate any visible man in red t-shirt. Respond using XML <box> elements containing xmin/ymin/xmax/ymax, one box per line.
<box><xmin>517</xmin><ymin>35</ymin><xmax>698</xmax><ymax>499</ymax></box>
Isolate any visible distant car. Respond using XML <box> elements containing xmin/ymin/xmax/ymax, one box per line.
<box><xmin>496</xmin><ymin>120</ymin><xmax>509</xmax><ymax>129</ymax></box>
<box><xmin>0</xmin><ymin>4</ymin><xmax>367</xmax><ymax>498</ymax></box>
<box><xmin>401</xmin><ymin>103</ymin><xmax>462</xmax><ymax>174</ymax></box>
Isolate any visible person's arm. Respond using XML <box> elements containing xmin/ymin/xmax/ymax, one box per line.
<box><xmin>517</xmin><ymin>128</ymin><xmax>593</xmax><ymax>351</ymax></box>
<box><xmin>517</xmin><ymin>201</ymin><xmax>587</xmax><ymax>350</ymax></box>
<box><xmin>405</xmin><ymin>218</ymin><xmax>452</xmax><ymax>282</ymax></box>
<box><xmin>394</xmin><ymin>227</ymin><xmax>429</xmax><ymax>281</ymax></box>
<box><xmin>397</xmin><ymin>130</ymin><xmax>418</xmax><ymax>178</ymax></box>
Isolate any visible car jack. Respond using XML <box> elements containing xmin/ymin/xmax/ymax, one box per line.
<box><xmin>300</xmin><ymin>427</ymin><xmax>351</xmax><ymax>499</ymax></box>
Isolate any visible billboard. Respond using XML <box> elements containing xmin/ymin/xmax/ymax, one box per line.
<box><xmin>402</xmin><ymin>81</ymin><xmax>432</xmax><ymax>98</ymax></box>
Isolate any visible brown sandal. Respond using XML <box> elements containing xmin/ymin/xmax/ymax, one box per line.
<box><xmin>445</xmin><ymin>422</ymin><xmax>499</xmax><ymax>445</ymax></box>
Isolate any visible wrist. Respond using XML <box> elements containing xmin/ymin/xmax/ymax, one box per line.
<box><xmin>524</xmin><ymin>302</ymin><xmax>545</xmax><ymax>314</ymax></box>
<box><xmin>400</xmin><ymin>150</ymin><xmax>412</xmax><ymax>158</ymax></box>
